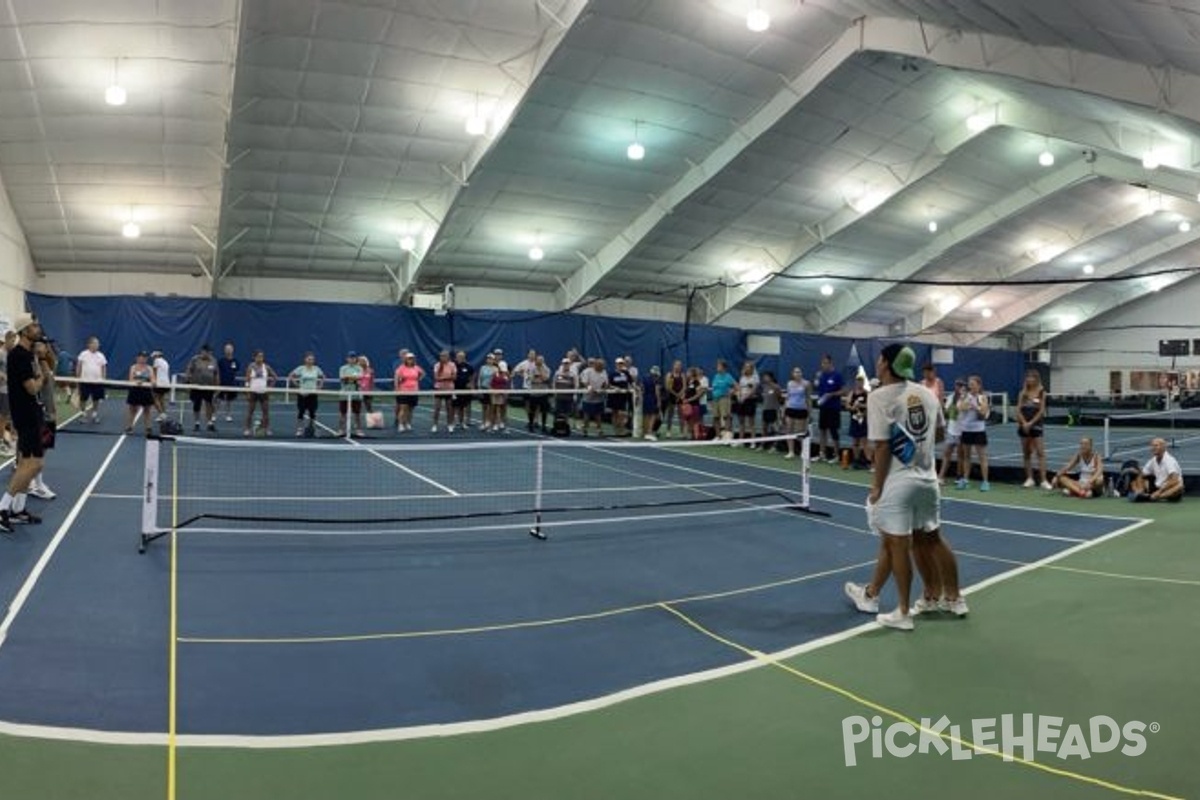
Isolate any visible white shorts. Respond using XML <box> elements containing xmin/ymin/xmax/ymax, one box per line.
<box><xmin>866</xmin><ymin>475</ymin><xmax>941</xmax><ymax>536</ymax></box>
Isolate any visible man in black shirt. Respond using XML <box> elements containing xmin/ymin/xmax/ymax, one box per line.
<box><xmin>2</xmin><ymin>314</ymin><xmax>46</xmax><ymax>533</ymax></box>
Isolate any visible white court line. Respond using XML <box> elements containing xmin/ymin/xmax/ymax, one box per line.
<box><xmin>311</xmin><ymin>419</ymin><xmax>459</xmax><ymax>496</ymax></box>
<box><xmin>957</xmin><ymin>549</ymin><xmax>1200</xmax><ymax>587</ymax></box>
<box><xmin>0</xmin><ymin>432</ymin><xmax>127</xmax><ymax>650</ymax></box>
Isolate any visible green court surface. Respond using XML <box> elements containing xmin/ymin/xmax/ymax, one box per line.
<box><xmin>0</xmin><ymin>461</ymin><xmax>1194</xmax><ymax>800</ymax></box>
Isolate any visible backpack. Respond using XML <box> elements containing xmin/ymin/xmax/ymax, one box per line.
<box><xmin>159</xmin><ymin>418</ymin><xmax>183</xmax><ymax>437</ymax></box>
<box><xmin>1114</xmin><ymin>459</ymin><xmax>1140</xmax><ymax>496</ymax></box>
<box><xmin>551</xmin><ymin>414</ymin><xmax>571</xmax><ymax>437</ymax></box>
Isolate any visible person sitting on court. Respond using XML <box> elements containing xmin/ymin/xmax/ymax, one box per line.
<box><xmin>1128</xmin><ymin>438</ymin><xmax>1184</xmax><ymax>502</ymax></box>
<box><xmin>1051</xmin><ymin>436</ymin><xmax>1104</xmax><ymax>498</ymax></box>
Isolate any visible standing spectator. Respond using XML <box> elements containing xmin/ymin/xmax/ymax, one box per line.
<box><xmin>124</xmin><ymin>351</ymin><xmax>156</xmax><ymax>436</ymax></box>
<box><xmin>0</xmin><ymin>330</ymin><xmax>12</xmax><ymax>457</ymax></box>
<box><xmin>1</xmin><ymin>314</ymin><xmax>46</xmax><ymax>532</ymax></box>
<box><xmin>783</xmin><ymin>367</ymin><xmax>811</xmax><ymax>460</ymax></box>
<box><xmin>735</xmin><ymin>362</ymin><xmax>760</xmax><ymax>446</ymax></box>
<box><xmin>288</xmin><ymin>352</ymin><xmax>325</xmax><ymax>436</ymax></box>
<box><xmin>578</xmin><ymin>358</ymin><xmax>608</xmax><ymax>437</ymax></box>
<box><xmin>76</xmin><ymin>335</ymin><xmax>108</xmax><ymax>424</ymax></box>
<box><xmin>921</xmin><ymin>363</ymin><xmax>945</xmax><ymax>403</ymax></box>
<box><xmin>814</xmin><ymin>354</ymin><xmax>845</xmax><ymax>463</ymax></box>
<box><xmin>29</xmin><ymin>340</ymin><xmax>57</xmax><ymax>499</ymax></box>
<box><xmin>151</xmin><ymin>350</ymin><xmax>171</xmax><ymax>421</ymax></box>
<box><xmin>357</xmin><ymin>356</ymin><xmax>376</xmax><ymax>412</ymax></box>
<box><xmin>955</xmin><ymin>375</ymin><xmax>991</xmax><ymax>491</ymax></box>
<box><xmin>1016</xmin><ymin>369</ymin><xmax>1052</xmax><ymax>489</ymax></box>
<box><xmin>184</xmin><ymin>344</ymin><xmax>219</xmax><ymax>432</ymax></box>
<box><xmin>640</xmin><ymin>365</ymin><xmax>662</xmax><ymax>440</ymax></box>
<box><xmin>759</xmin><ymin>371</ymin><xmax>782</xmax><ymax>441</ymax></box>
<box><xmin>430</xmin><ymin>350</ymin><xmax>456</xmax><ymax>433</ymax></box>
<box><xmin>393</xmin><ymin>352</ymin><xmax>424</xmax><ymax>432</ymax></box>
<box><xmin>552</xmin><ymin>358</ymin><xmax>578</xmax><ymax>423</ymax></box>
<box><xmin>682</xmin><ymin>366</ymin><xmax>707</xmax><ymax>440</ymax></box>
<box><xmin>709</xmin><ymin>359</ymin><xmax>736</xmax><ymax>439</ymax></box>
<box><xmin>662</xmin><ymin>360</ymin><xmax>686</xmax><ymax>437</ymax></box>
<box><xmin>243</xmin><ymin>350</ymin><xmax>278</xmax><ymax>436</ymax></box>
<box><xmin>511</xmin><ymin>349</ymin><xmax>538</xmax><ymax>418</ymax></box>
<box><xmin>451</xmin><ymin>350</ymin><xmax>475</xmax><ymax>431</ymax></box>
<box><xmin>489</xmin><ymin>362</ymin><xmax>512</xmax><ymax>433</ymax></box>
<box><xmin>338</xmin><ymin>351</ymin><xmax>364</xmax><ymax>437</ymax></box>
<box><xmin>525</xmin><ymin>354</ymin><xmax>551</xmax><ymax>432</ymax></box>
<box><xmin>477</xmin><ymin>353</ymin><xmax>498</xmax><ymax>431</ymax></box>
<box><xmin>216</xmin><ymin>342</ymin><xmax>240</xmax><ymax>423</ymax></box>
<box><xmin>845</xmin><ymin>374</ymin><xmax>870</xmax><ymax>469</ymax></box>
<box><xmin>938</xmin><ymin>379</ymin><xmax>966</xmax><ymax>484</ymax></box>
<box><xmin>608</xmin><ymin>357</ymin><xmax>633</xmax><ymax>436</ymax></box>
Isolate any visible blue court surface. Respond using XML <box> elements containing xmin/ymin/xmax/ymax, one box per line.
<box><xmin>0</xmin><ymin>427</ymin><xmax>1142</xmax><ymax>739</ymax></box>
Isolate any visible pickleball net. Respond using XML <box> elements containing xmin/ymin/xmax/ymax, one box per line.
<box><xmin>138</xmin><ymin>432</ymin><xmax>823</xmax><ymax>550</ymax></box>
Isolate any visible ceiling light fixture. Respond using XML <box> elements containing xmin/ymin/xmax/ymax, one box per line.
<box><xmin>465</xmin><ymin>92</ymin><xmax>487</xmax><ymax>137</ymax></box>
<box><xmin>980</xmin><ymin>307</ymin><xmax>994</xmax><ymax>319</ymax></box>
<box><xmin>399</xmin><ymin>235</ymin><xmax>416</xmax><ymax>252</ymax></box>
<box><xmin>937</xmin><ymin>295</ymin><xmax>958</xmax><ymax>314</ymax></box>
<box><xmin>105</xmin><ymin>58</ymin><xmax>126</xmax><ymax>106</ymax></box>
<box><xmin>1038</xmin><ymin>141</ymin><xmax>1054</xmax><ymax>167</ymax></box>
<box><xmin>820</xmin><ymin>283</ymin><xmax>834</xmax><ymax>296</ymax></box>
<box><xmin>627</xmin><ymin>120</ymin><xmax>645</xmax><ymax>161</ymax></box>
<box><xmin>965</xmin><ymin>103</ymin><xmax>995</xmax><ymax>133</ymax></box>
<box><xmin>1180</xmin><ymin>220</ymin><xmax>1192</xmax><ymax>233</ymax></box>
<box><xmin>528</xmin><ymin>245</ymin><xmax>544</xmax><ymax>261</ymax></box>
<box><xmin>122</xmin><ymin>221</ymin><xmax>140</xmax><ymax>238</ymax></box>
<box><xmin>1082</xmin><ymin>263</ymin><xmax>1095</xmax><ymax>275</ymax></box>
<box><xmin>746</xmin><ymin>3</ymin><xmax>770</xmax><ymax>32</ymax></box>
<box><xmin>926</xmin><ymin>207</ymin><xmax>938</xmax><ymax>233</ymax></box>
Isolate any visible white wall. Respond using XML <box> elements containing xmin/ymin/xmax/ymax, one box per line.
<box><xmin>1049</xmin><ymin>279</ymin><xmax>1200</xmax><ymax>394</ymax></box>
<box><xmin>0</xmin><ymin>171</ymin><xmax>35</xmax><ymax>325</ymax></box>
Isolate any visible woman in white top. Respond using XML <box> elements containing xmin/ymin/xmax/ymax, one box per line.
<box><xmin>954</xmin><ymin>375</ymin><xmax>990</xmax><ymax>491</ymax></box>
<box><xmin>783</xmin><ymin>367</ymin><xmax>811</xmax><ymax>460</ymax></box>
<box><xmin>1016</xmin><ymin>369</ymin><xmax>1052</xmax><ymax>490</ymax></box>
<box><xmin>151</xmin><ymin>350</ymin><xmax>171</xmax><ymax>421</ymax></box>
<box><xmin>243</xmin><ymin>350</ymin><xmax>278</xmax><ymax>436</ymax></box>
<box><xmin>1052</xmin><ymin>436</ymin><xmax>1104</xmax><ymax>498</ymax></box>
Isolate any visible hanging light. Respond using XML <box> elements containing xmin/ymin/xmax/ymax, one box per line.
<box><xmin>105</xmin><ymin>59</ymin><xmax>126</xmax><ymax>106</ymax></box>
<box><xmin>399</xmin><ymin>235</ymin><xmax>416</xmax><ymax>252</ymax></box>
<box><xmin>465</xmin><ymin>92</ymin><xmax>487</xmax><ymax>136</ymax></box>
<box><xmin>122</xmin><ymin>221</ymin><xmax>140</xmax><ymax>238</ymax></box>
<box><xmin>1082</xmin><ymin>263</ymin><xmax>1095</xmax><ymax>275</ymax></box>
<box><xmin>1038</xmin><ymin>149</ymin><xmax>1054</xmax><ymax>167</ymax></box>
<box><xmin>1180</xmin><ymin>220</ymin><xmax>1192</xmax><ymax>233</ymax></box>
<box><xmin>528</xmin><ymin>245</ymin><xmax>544</xmax><ymax>261</ymax></box>
<box><xmin>746</xmin><ymin>3</ymin><xmax>770</xmax><ymax>32</ymax></box>
<box><xmin>627</xmin><ymin>120</ymin><xmax>645</xmax><ymax>160</ymax></box>
<box><xmin>980</xmin><ymin>307</ymin><xmax>994</xmax><ymax>319</ymax></box>
<box><xmin>820</xmin><ymin>283</ymin><xmax>834</xmax><ymax>296</ymax></box>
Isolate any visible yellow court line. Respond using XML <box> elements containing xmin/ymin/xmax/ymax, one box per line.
<box><xmin>656</xmin><ymin>602</ymin><xmax>1183</xmax><ymax>800</ymax></box>
<box><xmin>167</xmin><ymin>448</ymin><xmax>179</xmax><ymax>800</ymax></box>
<box><xmin>958</xmin><ymin>550</ymin><xmax>1200</xmax><ymax>587</ymax></box>
<box><xmin>175</xmin><ymin>560</ymin><xmax>875</xmax><ymax>645</ymax></box>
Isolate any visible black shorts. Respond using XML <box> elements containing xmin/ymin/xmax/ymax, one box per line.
<box><xmin>818</xmin><ymin>405</ymin><xmax>840</xmax><ymax>432</ymax></box>
<box><xmin>607</xmin><ymin>394</ymin><xmax>629</xmax><ymax>412</ymax></box>
<box><xmin>153</xmin><ymin>387</ymin><xmax>169</xmax><ymax>398</ymax></box>
<box><xmin>1017</xmin><ymin>424</ymin><xmax>1044</xmax><ymax>439</ymax></box>
<box><xmin>737</xmin><ymin>400</ymin><xmax>757</xmax><ymax>418</ymax></box>
<box><xmin>784</xmin><ymin>408</ymin><xmax>809</xmax><ymax>421</ymax></box>
<box><xmin>16</xmin><ymin>424</ymin><xmax>44</xmax><ymax>459</ymax></box>
<box><xmin>395</xmin><ymin>394</ymin><xmax>419</xmax><ymax>407</ymax></box>
<box><xmin>762</xmin><ymin>409</ymin><xmax>778</xmax><ymax>425</ymax></box>
<box><xmin>190</xmin><ymin>389</ymin><xmax>215</xmax><ymax>410</ymax></box>
<box><xmin>338</xmin><ymin>399</ymin><xmax>363</xmax><ymax>413</ymax></box>
<box><xmin>79</xmin><ymin>383</ymin><xmax>106</xmax><ymax>403</ymax></box>
<box><xmin>218</xmin><ymin>389</ymin><xmax>238</xmax><ymax>402</ymax></box>
<box><xmin>961</xmin><ymin>430</ymin><xmax>988</xmax><ymax>447</ymax></box>
<box><xmin>452</xmin><ymin>392</ymin><xmax>472</xmax><ymax>408</ymax></box>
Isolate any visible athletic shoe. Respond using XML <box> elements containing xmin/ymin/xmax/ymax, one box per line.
<box><xmin>1040</xmin><ymin>481</ymin><xmax>1053</xmax><ymax>490</ymax></box>
<box><xmin>644</xmin><ymin>434</ymin><xmax>658</xmax><ymax>441</ymax></box>
<box><xmin>1022</xmin><ymin>477</ymin><xmax>1035</xmax><ymax>488</ymax></box>
<box><xmin>784</xmin><ymin>452</ymin><xmax>795</xmax><ymax>459</ymax></box>
<box><xmin>955</xmin><ymin>478</ymin><xmax>968</xmax><ymax>490</ymax></box>
<box><xmin>296</xmin><ymin>428</ymin><xmax>304</xmax><ymax>437</ymax></box>
<box><xmin>206</xmin><ymin>423</ymin><xmax>216</xmax><ymax>432</ymax></box>
<box><xmin>9</xmin><ymin>509</ymin><xmax>41</xmax><ymax>525</ymax></box>
<box><xmin>843</xmin><ymin>582</ymin><xmax>879</xmax><ymax>614</ymax></box>
<box><xmin>0</xmin><ymin>511</ymin><xmax>13</xmax><ymax>534</ymax></box>
<box><xmin>243</xmin><ymin>429</ymin><xmax>252</xmax><ymax>437</ymax></box>
<box><xmin>1062</xmin><ymin>487</ymin><xmax>1072</xmax><ymax>496</ymax></box>
<box><xmin>225</xmin><ymin>415</ymin><xmax>233</xmax><ymax>422</ymax></box>
<box><xmin>431</xmin><ymin>425</ymin><xmax>439</xmax><ymax>433</ymax></box>
<box><xmin>944</xmin><ymin>597</ymin><xmax>969</xmax><ymax>617</ymax></box>
<box><xmin>876</xmin><ymin>608</ymin><xmax>914</xmax><ymax>631</ymax></box>
<box><xmin>979</xmin><ymin>481</ymin><xmax>991</xmax><ymax>492</ymax></box>
<box><xmin>193</xmin><ymin>422</ymin><xmax>201</xmax><ymax>432</ymax></box>
<box><xmin>29</xmin><ymin>483</ymin><xmax>55</xmax><ymax>500</ymax></box>
<box><xmin>448</xmin><ymin>425</ymin><xmax>456</xmax><ymax>433</ymax></box>
<box><xmin>912</xmin><ymin>597</ymin><xmax>941</xmax><ymax>615</ymax></box>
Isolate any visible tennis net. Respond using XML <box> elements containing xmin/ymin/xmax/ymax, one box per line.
<box><xmin>1073</xmin><ymin>407</ymin><xmax>1200</xmax><ymax>460</ymax></box>
<box><xmin>138</xmin><ymin>433</ymin><xmax>818</xmax><ymax>550</ymax></box>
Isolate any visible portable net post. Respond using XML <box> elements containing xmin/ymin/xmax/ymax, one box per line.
<box><xmin>139</xmin><ymin>436</ymin><xmax>173</xmax><ymax>553</ymax></box>
<box><xmin>529</xmin><ymin>442</ymin><xmax>547</xmax><ymax>540</ymax></box>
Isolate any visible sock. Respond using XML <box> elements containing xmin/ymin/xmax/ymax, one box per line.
<box><xmin>0</xmin><ymin>493</ymin><xmax>12</xmax><ymax>512</ymax></box>
<box><xmin>12</xmin><ymin>493</ymin><xmax>25</xmax><ymax>513</ymax></box>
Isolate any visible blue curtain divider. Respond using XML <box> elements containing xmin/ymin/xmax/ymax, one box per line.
<box><xmin>26</xmin><ymin>293</ymin><xmax>1023</xmax><ymax>397</ymax></box>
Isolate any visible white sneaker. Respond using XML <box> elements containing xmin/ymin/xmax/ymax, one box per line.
<box><xmin>1022</xmin><ymin>477</ymin><xmax>1036</xmax><ymax>488</ymax></box>
<box><xmin>431</xmin><ymin>425</ymin><xmax>439</xmax><ymax>433</ymax></box>
<box><xmin>876</xmin><ymin>608</ymin><xmax>914</xmax><ymax>631</ymax></box>
<box><xmin>644</xmin><ymin>434</ymin><xmax>657</xmax><ymax>441</ymax></box>
<box><xmin>1040</xmin><ymin>480</ymin><xmax>1053</xmax><ymax>491</ymax></box>
<box><xmin>29</xmin><ymin>483</ymin><xmax>55</xmax><ymax>500</ymax></box>
<box><xmin>944</xmin><ymin>597</ymin><xmax>969</xmax><ymax>617</ymax></box>
<box><xmin>843</xmin><ymin>582</ymin><xmax>879</xmax><ymax>614</ymax></box>
<box><xmin>448</xmin><ymin>424</ymin><xmax>456</xmax><ymax>433</ymax></box>
<box><xmin>225</xmin><ymin>415</ymin><xmax>233</xmax><ymax>423</ymax></box>
<box><xmin>784</xmin><ymin>452</ymin><xmax>795</xmax><ymax>459</ymax></box>
<box><xmin>912</xmin><ymin>597</ymin><xmax>941</xmax><ymax>615</ymax></box>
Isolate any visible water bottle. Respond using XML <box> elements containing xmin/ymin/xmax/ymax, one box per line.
<box><xmin>1104</xmin><ymin>476</ymin><xmax>1114</xmax><ymax>498</ymax></box>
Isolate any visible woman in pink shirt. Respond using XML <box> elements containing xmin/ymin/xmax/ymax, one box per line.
<box><xmin>393</xmin><ymin>352</ymin><xmax>425</xmax><ymax>432</ymax></box>
<box><xmin>430</xmin><ymin>350</ymin><xmax>456</xmax><ymax>433</ymax></box>
<box><xmin>357</xmin><ymin>356</ymin><xmax>376</xmax><ymax>411</ymax></box>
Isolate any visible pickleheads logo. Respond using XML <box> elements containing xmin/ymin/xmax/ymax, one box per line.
<box><xmin>842</xmin><ymin>714</ymin><xmax>1156</xmax><ymax>767</ymax></box>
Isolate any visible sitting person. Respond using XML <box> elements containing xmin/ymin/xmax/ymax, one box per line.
<box><xmin>1128</xmin><ymin>437</ymin><xmax>1184</xmax><ymax>502</ymax></box>
<box><xmin>1051</xmin><ymin>436</ymin><xmax>1104</xmax><ymax>497</ymax></box>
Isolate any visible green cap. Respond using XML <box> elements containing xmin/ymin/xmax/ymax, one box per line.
<box><xmin>881</xmin><ymin>343</ymin><xmax>916</xmax><ymax>380</ymax></box>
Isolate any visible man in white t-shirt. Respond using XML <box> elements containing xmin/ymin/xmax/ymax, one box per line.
<box><xmin>75</xmin><ymin>336</ymin><xmax>108</xmax><ymax>423</ymax></box>
<box><xmin>1129</xmin><ymin>438</ymin><xmax>1184</xmax><ymax>502</ymax></box>
<box><xmin>843</xmin><ymin>344</ymin><xmax>967</xmax><ymax>631</ymax></box>
<box><xmin>151</xmin><ymin>350</ymin><xmax>171</xmax><ymax>421</ymax></box>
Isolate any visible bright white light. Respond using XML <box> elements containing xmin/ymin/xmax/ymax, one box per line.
<box><xmin>1142</xmin><ymin>150</ymin><xmax>1160</xmax><ymax>170</ymax></box>
<box><xmin>746</xmin><ymin>8</ymin><xmax>770</xmax><ymax>32</ymax></box>
<box><xmin>1180</xmin><ymin>220</ymin><xmax>1192</xmax><ymax>233</ymax></box>
<box><xmin>966</xmin><ymin>113</ymin><xmax>991</xmax><ymax>133</ymax></box>
<box><xmin>1196</xmin><ymin>190</ymin><xmax>1200</xmax><ymax>204</ymax></box>
<box><xmin>968</xmin><ymin>297</ymin><xmax>984</xmax><ymax>309</ymax></box>
<box><xmin>1082</xmin><ymin>263</ymin><xmax>1095</xmax><ymax>275</ymax></box>
<box><xmin>121</xmin><ymin>221</ymin><xmax>140</xmax><ymax>238</ymax></box>
<box><xmin>528</xmin><ymin>246</ymin><xmax>544</xmax><ymax>261</ymax></box>
<box><xmin>846</xmin><ymin>185</ymin><xmax>888</xmax><ymax>214</ymax></box>
<box><xmin>981</xmin><ymin>307</ymin><xmax>994</xmax><ymax>319</ymax></box>
<box><xmin>820</xmin><ymin>283</ymin><xmax>834</xmax><ymax>297</ymax></box>
<box><xmin>1058</xmin><ymin>313</ymin><xmax>1080</xmax><ymax>329</ymax></box>
<box><xmin>626</xmin><ymin>141</ymin><xmax>645</xmax><ymax>161</ymax></box>
<box><xmin>1038</xmin><ymin>150</ymin><xmax>1055</xmax><ymax>167</ymax></box>
<box><xmin>399</xmin><ymin>235</ymin><xmax>416</xmax><ymax>252</ymax></box>
<box><xmin>465</xmin><ymin>115</ymin><xmax>487</xmax><ymax>136</ymax></box>
<box><xmin>927</xmin><ymin>219</ymin><xmax>938</xmax><ymax>233</ymax></box>
<box><xmin>937</xmin><ymin>295</ymin><xmax>958</xmax><ymax>314</ymax></box>
<box><xmin>105</xmin><ymin>85</ymin><xmax>127</xmax><ymax>106</ymax></box>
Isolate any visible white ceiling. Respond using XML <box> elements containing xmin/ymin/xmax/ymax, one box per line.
<box><xmin>4</xmin><ymin>0</ymin><xmax>1200</xmax><ymax>347</ymax></box>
